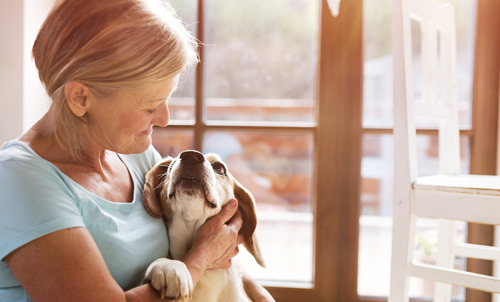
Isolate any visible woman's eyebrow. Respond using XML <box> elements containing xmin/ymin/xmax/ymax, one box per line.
<box><xmin>144</xmin><ymin>83</ymin><xmax>178</xmax><ymax>103</ymax></box>
<box><xmin>148</xmin><ymin>98</ymin><xmax>167</xmax><ymax>103</ymax></box>
<box><xmin>145</xmin><ymin>95</ymin><xmax>170</xmax><ymax>104</ymax></box>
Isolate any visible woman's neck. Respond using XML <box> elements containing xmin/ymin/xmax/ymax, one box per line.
<box><xmin>20</xmin><ymin>108</ymin><xmax>112</xmax><ymax>173</ymax></box>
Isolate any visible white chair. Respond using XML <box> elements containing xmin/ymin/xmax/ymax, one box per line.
<box><xmin>389</xmin><ymin>0</ymin><xmax>500</xmax><ymax>301</ymax></box>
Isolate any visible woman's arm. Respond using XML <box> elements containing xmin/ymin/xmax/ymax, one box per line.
<box><xmin>6</xmin><ymin>227</ymin><xmax>161</xmax><ymax>302</ymax></box>
<box><xmin>182</xmin><ymin>199</ymin><xmax>243</xmax><ymax>285</ymax></box>
<box><xmin>7</xmin><ymin>200</ymin><xmax>245</xmax><ymax>302</ymax></box>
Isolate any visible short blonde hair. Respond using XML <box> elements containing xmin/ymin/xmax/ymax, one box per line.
<box><xmin>33</xmin><ymin>0</ymin><xmax>198</xmax><ymax>159</ymax></box>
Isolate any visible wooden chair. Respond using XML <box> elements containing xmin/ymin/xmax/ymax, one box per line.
<box><xmin>389</xmin><ymin>0</ymin><xmax>500</xmax><ymax>301</ymax></box>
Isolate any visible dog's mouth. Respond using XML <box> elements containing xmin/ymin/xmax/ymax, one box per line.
<box><xmin>169</xmin><ymin>177</ymin><xmax>217</xmax><ymax>209</ymax></box>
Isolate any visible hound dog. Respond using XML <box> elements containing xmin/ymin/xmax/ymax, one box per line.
<box><xmin>142</xmin><ymin>150</ymin><xmax>265</xmax><ymax>302</ymax></box>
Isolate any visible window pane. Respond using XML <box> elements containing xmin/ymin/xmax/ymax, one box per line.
<box><xmin>152</xmin><ymin>129</ymin><xmax>194</xmax><ymax>157</ymax></box>
<box><xmin>203</xmin><ymin>131</ymin><xmax>314</xmax><ymax>282</ymax></box>
<box><xmin>205</xmin><ymin>0</ymin><xmax>318</xmax><ymax>123</ymax></box>
<box><xmin>358</xmin><ymin>134</ymin><xmax>469</xmax><ymax>299</ymax></box>
<box><xmin>169</xmin><ymin>0</ymin><xmax>197</xmax><ymax>122</ymax></box>
<box><xmin>362</xmin><ymin>0</ymin><xmax>476</xmax><ymax>128</ymax></box>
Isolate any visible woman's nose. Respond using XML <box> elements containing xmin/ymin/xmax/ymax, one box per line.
<box><xmin>153</xmin><ymin>101</ymin><xmax>170</xmax><ymax>127</ymax></box>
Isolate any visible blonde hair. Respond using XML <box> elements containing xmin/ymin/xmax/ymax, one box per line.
<box><xmin>33</xmin><ymin>0</ymin><xmax>199</xmax><ymax>159</ymax></box>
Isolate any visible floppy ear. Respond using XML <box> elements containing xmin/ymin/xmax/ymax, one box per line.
<box><xmin>143</xmin><ymin>157</ymin><xmax>174</xmax><ymax>218</ymax></box>
<box><xmin>233</xmin><ymin>177</ymin><xmax>266</xmax><ymax>268</ymax></box>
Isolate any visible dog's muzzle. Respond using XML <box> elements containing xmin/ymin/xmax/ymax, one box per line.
<box><xmin>171</xmin><ymin>150</ymin><xmax>217</xmax><ymax>208</ymax></box>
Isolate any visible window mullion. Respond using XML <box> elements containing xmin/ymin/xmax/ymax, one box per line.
<box><xmin>194</xmin><ymin>0</ymin><xmax>206</xmax><ymax>151</ymax></box>
<box><xmin>313</xmin><ymin>0</ymin><xmax>363</xmax><ymax>300</ymax></box>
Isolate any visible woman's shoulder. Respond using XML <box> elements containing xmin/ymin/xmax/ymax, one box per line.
<box><xmin>0</xmin><ymin>140</ymin><xmax>68</xmax><ymax>195</ymax></box>
<box><xmin>0</xmin><ymin>140</ymin><xmax>47</xmax><ymax>167</ymax></box>
<box><xmin>0</xmin><ymin>140</ymin><xmax>72</xmax><ymax>194</ymax></box>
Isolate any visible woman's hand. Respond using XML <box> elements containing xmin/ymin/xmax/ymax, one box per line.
<box><xmin>183</xmin><ymin>199</ymin><xmax>244</xmax><ymax>285</ymax></box>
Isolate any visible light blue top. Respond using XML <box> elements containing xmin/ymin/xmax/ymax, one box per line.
<box><xmin>0</xmin><ymin>140</ymin><xmax>169</xmax><ymax>301</ymax></box>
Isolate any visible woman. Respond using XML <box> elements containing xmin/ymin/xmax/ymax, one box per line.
<box><xmin>0</xmin><ymin>0</ymin><xmax>273</xmax><ymax>301</ymax></box>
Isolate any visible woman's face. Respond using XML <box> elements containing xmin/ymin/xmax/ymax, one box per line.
<box><xmin>86</xmin><ymin>76</ymin><xmax>178</xmax><ymax>154</ymax></box>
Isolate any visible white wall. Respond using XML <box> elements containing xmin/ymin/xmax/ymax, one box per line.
<box><xmin>23</xmin><ymin>0</ymin><xmax>52</xmax><ymax>132</ymax></box>
<box><xmin>0</xmin><ymin>0</ymin><xmax>52</xmax><ymax>145</ymax></box>
<box><xmin>0</xmin><ymin>1</ymin><xmax>24</xmax><ymax>144</ymax></box>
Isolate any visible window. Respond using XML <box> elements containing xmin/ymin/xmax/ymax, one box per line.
<box><xmin>153</xmin><ymin>0</ymin><xmax>496</xmax><ymax>301</ymax></box>
<box><xmin>152</xmin><ymin>0</ymin><xmax>363</xmax><ymax>301</ymax></box>
<box><xmin>154</xmin><ymin>0</ymin><xmax>319</xmax><ymax>289</ymax></box>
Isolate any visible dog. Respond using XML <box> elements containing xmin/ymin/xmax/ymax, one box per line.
<box><xmin>142</xmin><ymin>150</ymin><xmax>266</xmax><ymax>302</ymax></box>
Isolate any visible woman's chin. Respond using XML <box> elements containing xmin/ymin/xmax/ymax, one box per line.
<box><xmin>120</xmin><ymin>137</ymin><xmax>152</xmax><ymax>154</ymax></box>
<box><xmin>135</xmin><ymin>139</ymin><xmax>152</xmax><ymax>154</ymax></box>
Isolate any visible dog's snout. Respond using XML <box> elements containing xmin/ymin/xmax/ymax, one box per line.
<box><xmin>180</xmin><ymin>150</ymin><xmax>205</xmax><ymax>164</ymax></box>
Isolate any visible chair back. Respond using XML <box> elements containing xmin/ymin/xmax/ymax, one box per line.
<box><xmin>393</xmin><ymin>0</ymin><xmax>460</xmax><ymax>178</ymax></box>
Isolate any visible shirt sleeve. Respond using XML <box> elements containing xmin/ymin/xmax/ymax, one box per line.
<box><xmin>0</xmin><ymin>160</ymin><xmax>85</xmax><ymax>261</ymax></box>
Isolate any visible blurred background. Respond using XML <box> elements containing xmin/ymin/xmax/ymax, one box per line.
<box><xmin>0</xmin><ymin>0</ymin><xmax>485</xmax><ymax>301</ymax></box>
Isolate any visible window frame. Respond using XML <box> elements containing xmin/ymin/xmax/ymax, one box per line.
<box><xmin>156</xmin><ymin>0</ymin><xmax>363</xmax><ymax>300</ymax></box>
<box><xmin>466</xmin><ymin>0</ymin><xmax>500</xmax><ymax>301</ymax></box>
<box><xmin>157</xmin><ymin>0</ymin><xmax>499</xmax><ymax>301</ymax></box>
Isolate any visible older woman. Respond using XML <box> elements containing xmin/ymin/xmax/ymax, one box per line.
<box><xmin>0</xmin><ymin>0</ymin><xmax>273</xmax><ymax>301</ymax></box>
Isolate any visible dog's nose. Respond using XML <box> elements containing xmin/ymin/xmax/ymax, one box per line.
<box><xmin>180</xmin><ymin>150</ymin><xmax>205</xmax><ymax>164</ymax></box>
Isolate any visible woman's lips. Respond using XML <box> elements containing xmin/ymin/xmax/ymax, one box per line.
<box><xmin>140</xmin><ymin>128</ymin><xmax>153</xmax><ymax>135</ymax></box>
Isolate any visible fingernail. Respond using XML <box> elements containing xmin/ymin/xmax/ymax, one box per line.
<box><xmin>230</xmin><ymin>199</ymin><xmax>237</xmax><ymax>207</ymax></box>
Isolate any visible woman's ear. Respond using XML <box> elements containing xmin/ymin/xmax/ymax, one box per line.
<box><xmin>64</xmin><ymin>82</ymin><xmax>91</xmax><ymax>117</ymax></box>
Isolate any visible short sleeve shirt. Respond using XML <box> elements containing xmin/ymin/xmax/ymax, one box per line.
<box><xmin>0</xmin><ymin>140</ymin><xmax>169</xmax><ymax>301</ymax></box>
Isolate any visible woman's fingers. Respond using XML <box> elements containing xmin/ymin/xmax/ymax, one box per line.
<box><xmin>189</xmin><ymin>199</ymin><xmax>246</xmax><ymax>271</ymax></box>
<box><xmin>227</xmin><ymin>206</ymin><xmax>243</xmax><ymax>233</ymax></box>
<box><xmin>216</xmin><ymin>199</ymin><xmax>238</xmax><ymax>224</ymax></box>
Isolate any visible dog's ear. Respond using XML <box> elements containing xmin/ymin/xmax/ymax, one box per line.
<box><xmin>143</xmin><ymin>157</ymin><xmax>174</xmax><ymax>218</ymax></box>
<box><xmin>233</xmin><ymin>177</ymin><xmax>266</xmax><ymax>268</ymax></box>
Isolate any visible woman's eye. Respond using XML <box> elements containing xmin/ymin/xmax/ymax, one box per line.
<box><xmin>211</xmin><ymin>162</ymin><xmax>226</xmax><ymax>176</ymax></box>
<box><xmin>147</xmin><ymin>100</ymin><xmax>168</xmax><ymax>113</ymax></box>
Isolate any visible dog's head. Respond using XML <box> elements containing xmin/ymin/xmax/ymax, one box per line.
<box><xmin>143</xmin><ymin>150</ymin><xmax>265</xmax><ymax>268</ymax></box>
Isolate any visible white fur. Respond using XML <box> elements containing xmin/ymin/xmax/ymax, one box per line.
<box><xmin>144</xmin><ymin>152</ymin><xmax>256</xmax><ymax>302</ymax></box>
<box><xmin>145</xmin><ymin>258</ymin><xmax>193</xmax><ymax>301</ymax></box>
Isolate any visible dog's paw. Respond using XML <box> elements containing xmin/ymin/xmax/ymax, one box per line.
<box><xmin>145</xmin><ymin>258</ymin><xmax>193</xmax><ymax>301</ymax></box>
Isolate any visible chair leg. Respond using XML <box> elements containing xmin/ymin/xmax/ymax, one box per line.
<box><xmin>434</xmin><ymin>219</ymin><xmax>455</xmax><ymax>302</ymax></box>
<box><xmin>494</xmin><ymin>226</ymin><xmax>500</xmax><ymax>302</ymax></box>
<box><xmin>389</xmin><ymin>207</ymin><xmax>416</xmax><ymax>302</ymax></box>
<box><xmin>434</xmin><ymin>282</ymin><xmax>452</xmax><ymax>302</ymax></box>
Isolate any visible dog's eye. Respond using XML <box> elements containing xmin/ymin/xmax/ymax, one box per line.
<box><xmin>211</xmin><ymin>162</ymin><xmax>226</xmax><ymax>176</ymax></box>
